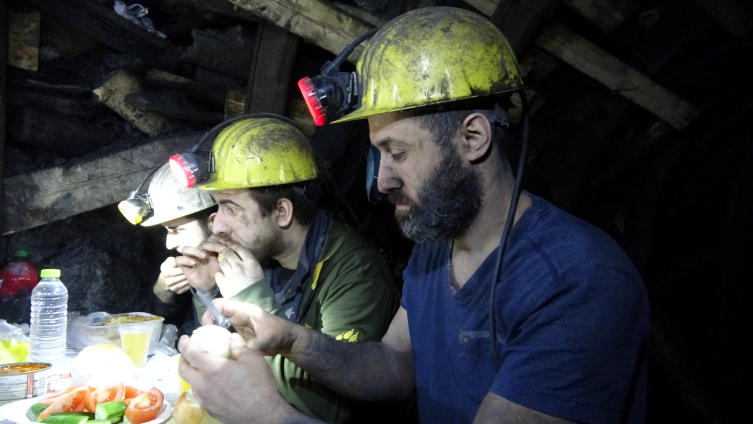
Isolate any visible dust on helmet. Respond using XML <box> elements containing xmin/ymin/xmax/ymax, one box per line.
<box><xmin>335</xmin><ymin>7</ymin><xmax>524</xmax><ymax>123</ymax></box>
<box><xmin>197</xmin><ymin>116</ymin><xmax>318</xmax><ymax>191</ymax></box>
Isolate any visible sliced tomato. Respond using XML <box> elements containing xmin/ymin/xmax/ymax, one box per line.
<box><xmin>124</xmin><ymin>397</ymin><xmax>133</xmax><ymax>406</ymax></box>
<box><xmin>39</xmin><ymin>385</ymin><xmax>89</xmax><ymax>406</ymax></box>
<box><xmin>124</xmin><ymin>385</ymin><xmax>144</xmax><ymax>399</ymax></box>
<box><xmin>124</xmin><ymin>388</ymin><xmax>164</xmax><ymax>424</ymax></box>
<box><xmin>84</xmin><ymin>382</ymin><xmax>125</xmax><ymax>413</ymax></box>
<box><xmin>39</xmin><ymin>387</ymin><xmax>89</xmax><ymax>420</ymax></box>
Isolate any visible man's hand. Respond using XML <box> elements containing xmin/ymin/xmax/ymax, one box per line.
<box><xmin>153</xmin><ymin>257</ymin><xmax>189</xmax><ymax>303</ymax></box>
<box><xmin>201</xmin><ymin>298</ymin><xmax>309</xmax><ymax>357</ymax></box>
<box><xmin>160</xmin><ymin>257</ymin><xmax>191</xmax><ymax>294</ymax></box>
<box><xmin>178</xmin><ymin>333</ymin><xmax>315</xmax><ymax>424</ymax></box>
<box><xmin>215</xmin><ymin>243</ymin><xmax>265</xmax><ymax>299</ymax></box>
<box><xmin>175</xmin><ymin>242</ymin><xmax>223</xmax><ymax>291</ymax></box>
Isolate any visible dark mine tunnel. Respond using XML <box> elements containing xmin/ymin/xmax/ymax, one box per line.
<box><xmin>1</xmin><ymin>1</ymin><xmax>752</xmax><ymax>423</ymax></box>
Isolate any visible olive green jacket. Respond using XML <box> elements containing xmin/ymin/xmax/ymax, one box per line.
<box><xmin>194</xmin><ymin>220</ymin><xmax>398</xmax><ymax>423</ymax></box>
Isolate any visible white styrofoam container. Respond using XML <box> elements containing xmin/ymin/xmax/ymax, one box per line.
<box><xmin>68</xmin><ymin>312</ymin><xmax>164</xmax><ymax>355</ymax></box>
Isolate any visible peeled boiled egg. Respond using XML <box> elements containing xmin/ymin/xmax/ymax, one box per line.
<box><xmin>190</xmin><ymin>325</ymin><xmax>232</xmax><ymax>359</ymax></box>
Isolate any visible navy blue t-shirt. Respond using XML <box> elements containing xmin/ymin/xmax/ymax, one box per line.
<box><xmin>402</xmin><ymin>194</ymin><xmax>649</xmax><ymax>424</ymax></box>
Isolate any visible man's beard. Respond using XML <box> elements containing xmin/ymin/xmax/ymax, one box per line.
<box><xmin>216</xmin><ymin>223</ymin><xmax>284</xmax><ymax>262</ymax></box>
<box><xmin>388</xmin><ymin>150</ymin><xmax>481</xmax><ymax>243</ymax></box>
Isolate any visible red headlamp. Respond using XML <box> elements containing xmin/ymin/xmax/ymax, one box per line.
<box><xmin>298</xmin><ymin>77</ymin><xmax>328</xmax><ymax>126</ymax></box>
<box><xmin>296</xmin><ymin>28</ymin><xmax>377</xmax><ymax>126</ymax></box>
<box><xmin>169</xmin><ymin>153</ymin><xmax>208</xmax><ymax>188</ymax></box>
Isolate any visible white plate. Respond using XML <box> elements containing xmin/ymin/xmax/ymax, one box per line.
<box><xmin>0</xmin><ymin>396</ymin><xmax>172</xmax><ymax>424</ymax></box>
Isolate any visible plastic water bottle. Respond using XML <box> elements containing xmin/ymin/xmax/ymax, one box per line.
<box><xmin>29</xmin><ymin>269</ymin><xmax>68</xmax><ymax>367</ymax></box>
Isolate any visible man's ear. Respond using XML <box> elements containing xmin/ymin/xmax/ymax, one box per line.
<box><xmin>460</xmin><ymin>113</ymin><xmax>493</xmax><ymax>162</ymax></box>
<box><xmin>275</xmin><ymin>198</ymin><xmax>295</xmax><ymax>228</ymax></box>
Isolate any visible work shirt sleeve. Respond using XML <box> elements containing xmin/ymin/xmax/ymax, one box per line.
<box><xmin>489</xmin><ymin>265</ymin><xmax>649</xmax><ymax>424</ymax></box>
<box><xmin>229</xmin><ymin>279</ymin><xmax>283</xmax><ymax>316</ymax></box>
<box><xmin>274</xmin><ymin>246</ymin><xmax>398</xmax><ymax>424</ymax></box>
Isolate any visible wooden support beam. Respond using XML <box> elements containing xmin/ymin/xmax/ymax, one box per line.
<box><xmin>535</xmin><ymin>24</ymin><xmax>700</xmax><ymax>129</ymax></box>
<box><xmin>0</xmin><ymin>134</ymin><xmax>200</xmax><ymax>235</ymax></box>
<box><xmin>227</xmin><ymin>0</ymin><xmax>372</xmax><ymax>62</ymax></box>
<box><xmin>29</xmin><ymin>0</ymin><xmax>182</xmax><ymax>71</ymax></box>
<box><xmin>692</xmin><ymin>0</ymin><xmax>753</xmax><ymax>37</ymax></box>
<box><xmin>125</xmin><ymin>90</ymin><xmax>223</xmax><ymax>125</ymax></box>
<box><xmin>181</xmin><ymin>26</ymin><xmax>255</xmax><ymax>79</ymax></box>
<box><xmin>245</xmin><ymin>22</ymin><xmax>300</xmax><ymax>115</ymax></box>
<box><xmin>94</xmin><ymin>70</ymin><xmax>173</xmax><ymax>135</ymax></box>
<box><xmin>8</xmin><ymin>10</ymin><xmax>40</xmax><ymax>71</ymax></box>
<box><xmin>489</xmin><ymin>0</ymin><xmax>560</xmax><ymax>55</ymax></box>
<box><xmin>172</xmin><ymin>0</ymin><xmax>262</xmax><ymax>23</ymax></box>
<box><xmin>0</xmin><ymin>0</ymin><xmax>7</xmax><ymax>223</ymax></box>
<box><xmin>562</xmin><ymin>0</ymin><xmax>637</xmax><ymax>33</ymax></box>
<box><xmin>144</xmin><ymin>70</ymin><xmax>226</xmax><ymax>107</ymax></box>
<box><xmin>463</xmin><ymin>1</ymin><xmax>699</xmax><ymax>129</ymax></box>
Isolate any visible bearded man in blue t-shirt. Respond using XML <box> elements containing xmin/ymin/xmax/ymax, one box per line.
<box><xmin>176</xmin><ymin>7</ymin><xmax>650</xmax><ymax>424</ymax></box>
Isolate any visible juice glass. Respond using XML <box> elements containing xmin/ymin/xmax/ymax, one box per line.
<box><xmin>173</xmin><ymin>354</ymin><xmax>191</xmax><ymax>394</ymax></box>
<box><xmin>118</xmin><ymin>324</ymin><xmax>152</xmax><ymax>368</ymax></box>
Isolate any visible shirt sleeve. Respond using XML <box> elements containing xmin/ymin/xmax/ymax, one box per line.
<box><xmin>318</xmin><ymin>247</ymin><xmax>399</xmax><ymax>343</ymax></box>
<box><xmin>230</xmin><ymin>279</ymin><xmax>284</xmax><ymax>317</ymax></box>
<box><xmin>490</xmin><ymin>265</ymin><xmax>649</xmax><ymax>424</ymax></box>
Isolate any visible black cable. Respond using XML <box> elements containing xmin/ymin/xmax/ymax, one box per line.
<box><xmin>188</xmin><ymin>113</ymin><xmax>308</xmax><ymax>153</ymax></box>
<box><xmin>133</xmin><ymin>165</ymin><xmax>162</xmax><ymax>194</ymax></box>
<box><xmin>331</xmin><ymin>28</ymin><xmax>379</xmax><ymax>68</ymax></box>
<box><xmin>489</xmin><ymin>95</ymin><xmax>530</xmax><ymax>365</ymax></box>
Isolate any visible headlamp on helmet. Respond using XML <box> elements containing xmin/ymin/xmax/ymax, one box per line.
<box><xmin>169</xmin><ymin>152</ymin><xmax>213</xmax><ymax>189</ymax></box>
<box><xmin>118</xmin><ymin>166</ymin><xmax>161</xmax><ymax>225</ymax></box>
<box><xmin>118</xmin><ymin>192</ymin><xmax>152</xmax><ymax>225</ymax></box>
<box><xmin>298</xmin><ymin>28</ymin><xmax>377</xmax><ymax>126</ymax></box>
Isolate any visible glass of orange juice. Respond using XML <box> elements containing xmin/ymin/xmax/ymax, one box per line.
<box><xmin>173</xmin><ymin>354</ymin><xmax>191</xmax><ymax>394</ymax></box>
<box><xmin>118</xmin><ymin>324</ymin><xmax>153</xmax><ymax>368</ymax></box>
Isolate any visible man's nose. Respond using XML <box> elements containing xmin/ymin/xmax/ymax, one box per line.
<box><xmin>377</xmin><ymin>162</ymin><xmax>402</xmax><ymax>193</ymax></box>
<box><xmin>165</xmin><ymin>233</ymin><xmax>179</xmax><ymax>251</ymax></box>
<box><xmin>212</xmin><ymin>212</ymin><xmax>231</xmax><ymax>235</ymax></box>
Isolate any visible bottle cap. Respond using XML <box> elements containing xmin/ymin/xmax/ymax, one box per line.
<box><xmin>40</xmin><ymin>269</ymin><xmax>61</xmax><ymax>278</ymax></box>
<box><xmin>14</xmin><ymin>250</ymin><xmax>29</xmax><ymax>258</ymax></box>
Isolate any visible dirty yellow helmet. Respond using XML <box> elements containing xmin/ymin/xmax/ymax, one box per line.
<box><xmin>298</xmin><ymin>7</ymin><xmax>524</xmax><ymax>125</ymax></box>
<box><xmin>341</xmin><ymin>7</ymin><xmax>524</xmax><ymax>122</ymax></box>
<box><xmin>173</xmin><ymin>116</ymin><xmax>318</xmax><ymax>191</ymax></box>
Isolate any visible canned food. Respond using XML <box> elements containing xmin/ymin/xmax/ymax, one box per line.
<box><xmin>0</xmin><ymin>362</ymin><xmax>51</xmax><ymax>406</ymax></box>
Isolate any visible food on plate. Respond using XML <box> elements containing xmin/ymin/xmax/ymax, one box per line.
<box><xmin>0</xmin><ymin>338</ymin><xmax>30</xmax><ymax>363</ymax></box>
<box><xmin>28</xmin><ymin>383</ymin><xmax>165</xmax><ymax>424</ymax></box>
<box><xmin>95</xmin><ymin>400</ymin><xmax>127</xmax><ymax>422</ymax></box>
<box><xmin>84</xmin><ymin>383</ymin><xmax>125</xmax><ymax>414</ymax></box>
<box><xmin>39</xmin><ymin>386</ymin><xmax>89</xmax><ymax>420</ymax></box>
<box><xmin>124</xmin><ymin>386</ymin><xmax>144</xmax><ymax>400</ymax></box>
<box><xmin>189</xmin><ymin>326</ymin><xmax>231</xmax><ymax>359</ymax></box>
<box><xmin>73</xmin><ymin>344</ymin><xmax>134</xmax><ymax>385</ymax></box>
<box><xmin>172</xmin><ymin>391</ymin><xmax>222</xmax><ymax>424</ymax></box>
<box><xmin>25</xmin><ymin>402</ymin><xmax>48</xmax><ymax>421</ymax></box>
<box><xmin>125</xmin><ymin>388</ymin><xmax>164</xmax><ymax>424</ymax></box>
<box><xmin>94</xmin><ymin>315</ymin><xmax>163</xmax><ymax>326</ymax></box>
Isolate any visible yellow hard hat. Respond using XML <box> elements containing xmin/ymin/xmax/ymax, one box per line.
<box><xmin>193</xmin><ymin>116</ymin><xmax>318</xmax><ymax>191</ymax></box>
<box><xmin>336</xmin><ymin>7</ymin><xmax>524</xmax><ymax>123</ymax></box>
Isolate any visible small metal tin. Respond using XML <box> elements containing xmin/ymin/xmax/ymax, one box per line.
<box><xmin>0</xmin><ymin>362</ymin><xmax>52</xmax><ymax>406</ymax></box>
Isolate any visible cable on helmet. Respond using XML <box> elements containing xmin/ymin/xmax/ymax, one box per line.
<box><xmin>488</xmin><ymin>93</ymin><xmax>530</xmax><ymax>365</ymax></box>
<box><xmin>118</xmin><ymin>166</ymin><xmax>161</xmax><ymax>225</ymax></box>
<box><xmin>298</xmin><ymin>28</ymin><xmax>379</xmax><ymax>126</ymax></box>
